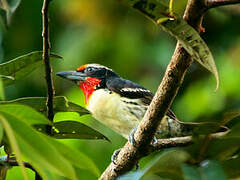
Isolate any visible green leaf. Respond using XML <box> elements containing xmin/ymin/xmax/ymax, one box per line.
<box><xmin>118</xmin><ymin>171</ymin><xmax>143</xmax><ymax>180</ymax></box>
<box><xmin>0</xmin><ymin>0</ymin><xmax>21</xmax><ymax>25</ymax></box>
<box><xmin>199</xmin><ymin>160</ymin><xmax>227</xmax><ymax>180</ymax></box>
<box><xmin>227</xmin><ymin>122</ymin><xmax>240</xmax><ymax>137</ymax></box>
<box><xmin>122</xmin><ymin>149</ymin><xmax>190</xmax><ymax>180</ymax></box>
<box><xmin>182</xmin><ymin>161</ymin><xmax>228</xmax><ymax>180</ymax></box>
<box><xmin>45</xmin><ymin>136</ymin><xmax>100</xmax><ymax>177</ymax></box>
<box><xmin>221</xmin><ymin>157</ymin><xmax>240</xmax><ymax>178</ymax></box>
<box><xmin>181</xmin><ymin>164</ymin><xmax>200</xmax><ymax>180</ymax></box>
<box><xmin>120</xmin><ymin>0</ymin><xmax>219</xmax><ymax>89</ymax></box>
<box><xmin>0</xmin><ymin>114</ymin><xmax>29</xmax><ymax>180</ymax></box>
<box><xmin>205</xmin><ymin>137</ymin><xmax>240</xmax><ymax>160</ymax></box>
<box><xmin>120</xmin><ymin>149</ymin><xmax>190</xmax><ymax>180</ymax></box>
<box><xmin>52</xmin><ymin>120</ymin><xmax>109</xmax><ymax>141</ymax></box>
<box><xmin>0</xmin><ymin>96</ymin><xmax>89</xmax><ymax>116</ymax></box>
<box><xmin>0</xmin><ymin>110</ymin><xmax>76</xmax><ymax>180</ymax></box>
<box><xmin>0</xmin><ymin>122</ymin><xmax>3</xmax><ymax>144</ymax></box>
<box><xmin>0</xmin><ymin>104</ymin><xmax>50</xmax><ymax>126</ymax></box>
<box><xmin>0</xmin><ymin>78</ymin><xmax>4</xmax><ymax>100</ymax></box>
<box><xmin>146</xmin><ymin>149</ymin><xmax>190</xmax><ymax>179</ymax></box>
<box><xmin>0</xmin><ymin>51</ymin><xmax>62</xmax><ymax>86</ymax></box>
<box><xmin>222</xmin><ymin>110</ymin><xmax>240</xmax><ymax>125</ymax></box>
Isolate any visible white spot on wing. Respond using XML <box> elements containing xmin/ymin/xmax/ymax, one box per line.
<box><xmin>120</xmin><ymin>87</ymin><xmax>151</xmax><ymax>93</ymax></box>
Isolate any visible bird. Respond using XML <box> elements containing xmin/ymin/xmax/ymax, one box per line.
<box><xmin>56</xmin><ymin>64</ymin><xmax>225</xmax><ymax>141</ymax></box>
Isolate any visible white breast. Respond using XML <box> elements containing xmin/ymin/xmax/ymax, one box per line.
<box><xmin>86</xmin><ymin>89</ymin><xmax>147</xmax><ymax>139</ymax></box>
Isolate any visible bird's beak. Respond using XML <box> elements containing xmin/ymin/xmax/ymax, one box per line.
<box><xmin>56</xmin><ymin>71</ymin><xmax>86</xmax><ymax>81</ymax></box>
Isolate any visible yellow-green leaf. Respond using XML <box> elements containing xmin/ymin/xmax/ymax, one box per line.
<box><xmin>0</xmin><ymin>96</ymin><xmax>89</xmax><ymax>116</ymax></box>
<box><xmin>0</xmin><ymin>51</ymin><xmax>62</xmax><ymax>86</ymax></box>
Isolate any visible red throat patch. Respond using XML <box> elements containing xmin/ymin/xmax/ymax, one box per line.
<box><xmin>79</xmin><ymin>77</ymin><xmax>101</xmax><ymax>105</ymax></box>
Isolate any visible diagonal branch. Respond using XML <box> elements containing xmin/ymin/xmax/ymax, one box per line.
<box><xmin>99</xmin><ymin>0</ymin><xmax>236</xmax><ymax>179</ymax></box>
<box><xmin>42</xmin><ymin>0</ymin><xmax>54</xmax><ymax>125</ymax></box>
<box><xmin>205</xmin><ymin>0</ymin><xmax>240</xmax><ymax>9</ymax></box>
<box><xmin>99</xmin><ymin>2</ymin><xmax>203</xmax><ymax>180</ymax></box>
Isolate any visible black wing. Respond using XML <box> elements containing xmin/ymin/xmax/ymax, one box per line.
<box><xmin>106</xmin><ymin>77</ymin><xmax>178</xmax><ymax>120</ymax></box>
<box><xmin>106</xmin><ymin>77</ymin><xmax>153</xmax><ymax>105</ymax></box>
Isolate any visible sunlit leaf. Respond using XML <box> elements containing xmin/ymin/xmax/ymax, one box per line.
<box><xmin>0</xmin><ymin>51</ymin><xmax>62</xmax><ymax>86</ymax></box>
<box><xmin>0</xmin><ymin>78</ymin><xmax>4</xmax><ymax>100</ymax></box>
<box><xmin>0</xmin><ymin>122</ymin><xmax>3</xmax><ymax>144</ymax></box>
<box><xmin>0</xmin><ymin>104</ymin><xmax>50</xmax><ymax>125</ymax></box>
<box><xmin>45</xmin><ymin>136</ymin><xmax>100</xmax><ymax>177</ymax></box>
<box><xmin>0</xmin><ymin>0</ymin><xmax>21</xmax><ymax>25</ymax></box>
<box><xmin>0</xmin><ymin>109</ymin><xmax>77</xmax><ymax>180</ymax></box>
<box><xmin>120</xmin><ymin>0</ymin><xmax>219</xmax><ymax>89</ymax></box>
<box><xmin>0</xmin><ymin>96</ymin><xmax>89</xmax><ymax>116</ymax></box>
<box><xmin>52</xmin><ymin>120</ymin><xmax>109</xmax><ymax>141</ymax></box>
<box><xmin>199</xmin><ymin>160</ymin><xmax>227</xmax><ymax>180</ymax></box>
<box><xmin>0</xmin><ymin>114</ymin><xmax>28</xmax><ymax>180</ymax></box>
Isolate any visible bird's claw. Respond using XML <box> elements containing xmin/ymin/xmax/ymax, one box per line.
<box><xmin>151</xmin><ymin>136</ymin><xmax>158</xmax><ymax>145</ymax></box>
<box><xmin>129</xmin><ymin>126</ymin><xmax>158</xmax><ymax>147</ymax></box>
<box><xmin>111</xmin><ymin>148</ymin><xmax>140</xmax><ymax>170</ymax></box>
<box><xmin>111</xmin><ymin>148</ymin><xmax>121</xmax><ymax>165</ymax></box>
<box><xmin>128</xmin><ymin>127</ymin><xmax>138</xmax><ymax>147</ymax></box>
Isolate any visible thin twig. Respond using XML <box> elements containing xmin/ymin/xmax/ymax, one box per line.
<box><xmin>0</xmin><ymin>157</ymin><xmax>42</xmax><ymax>180</ymax></box>
<box><xmin>2</xmin><ymin>159</ymin><xmax>35</xmax><ymax>171</ymax></box>
<box><xmin>205</xmin><ymin>0</ymin><xmax>240</xmax><ymax>9</ymax></box>
<box><xmin>38</xmin><ymin>0</ymin><xmax>53</xmax><ymax>179</ymax></box>
<box><xmin>42</xmin><ymin>0</ymin><xmax>54</xmax><ymax>125</ymax></box>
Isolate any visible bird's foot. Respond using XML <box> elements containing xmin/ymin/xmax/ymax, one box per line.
<box><xmin>128</xmin><ymin>127</ymin><xmax>138</xmax><ymax>147</ymax></box>
<box><xmin>111</xmin><ymin>148</ymin><xmax>140</xmax><ymax>170</ymax></box>
<box><xmin>111</xmin><ymin>148</ymin><xmax>121</xmax><ymax>165</ymax></box>
<box><xmin>129</xmin><ymin>126</ymin><xmax>158</xmax><ymax>147</ymax></box>
<box><xmin>151</xmin><ymin>136</ymin><xmax>158</xmax><ymax>145</ymax></box>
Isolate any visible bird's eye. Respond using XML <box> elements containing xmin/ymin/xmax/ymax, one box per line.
<box><xmin>86</xmin><ymin>67</ymin><xmax>94</xmax><ymax>72</ymax></box>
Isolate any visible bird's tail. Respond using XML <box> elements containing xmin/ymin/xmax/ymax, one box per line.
<box><xmin>156</xmin><ymin>115</ymin><xmax>228</xmax><ymax>138</ymax></box>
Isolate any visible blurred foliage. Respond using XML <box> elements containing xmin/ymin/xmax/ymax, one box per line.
<box><xmin>0</xmin><ymin>0</ymin><xmax>239</xmax><ymax>179</ymax></box>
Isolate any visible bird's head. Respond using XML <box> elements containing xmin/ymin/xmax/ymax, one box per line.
<box><xmin>56</xmin><ymin>64</ymin><xmax>119</xmax><ymax>104</ymax></box>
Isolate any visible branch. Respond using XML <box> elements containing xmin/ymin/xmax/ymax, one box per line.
<box><xmin>42</xmin><ymin>0</ymin><xmax>54</xmax><ymax>124</ymax></box>
<box><xmin>149</xmin><ymin>131</ymin><xmax>228</xmax><ymax>153</ymax></box>
<box><xmin>205</xmin><ymin>0</ymin><xmax>240</xmax><ymax>9</ymax></box>
<box><xmin>99</xmin><ymin>0</ymin><xmax>211</xmax><ymax>179</ymax></box>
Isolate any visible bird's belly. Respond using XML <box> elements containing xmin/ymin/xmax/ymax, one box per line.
<box><xmin>86</xmin><ymin>89</ymin><xmax>145</xmax><ymax>138</ymax></box>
